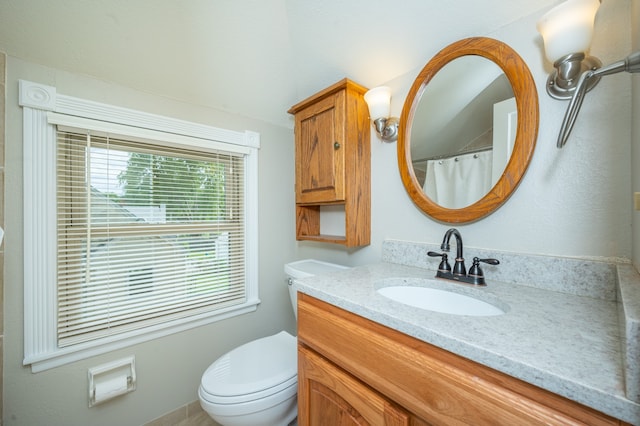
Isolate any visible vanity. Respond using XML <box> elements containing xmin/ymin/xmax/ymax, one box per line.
<box><xmin>290</xmin><ymin>36</ymin><xmax>640</xmax><ymax>425</ymax></box>
<box><xmin>294</xmin><ymin>240</ymin><xmax>640</xmax><ymax>425</ymax></box>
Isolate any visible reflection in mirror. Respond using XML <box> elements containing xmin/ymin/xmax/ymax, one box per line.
<box><xmin>397</xmin><ymin>37</ymin><xmax>539</xmax><ymax>223</ymax></box>
<box><xmin>410</xmin><ymin>56</ymin><xmax>515</xmax><ymax>209</ymax></box>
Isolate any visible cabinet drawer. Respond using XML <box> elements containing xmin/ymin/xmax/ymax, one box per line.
<box><xmin>297</xmin><ymin>294</ymin><xmax>625</xmax><ymax>426</ymax></box>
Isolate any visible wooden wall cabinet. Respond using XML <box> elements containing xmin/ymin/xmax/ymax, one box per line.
<box><xmin>297</xmin><ymin>294</ymin><xmax>630</xmax><ymax>426</ymax></box>
<box><xmin>288</xmin><ymin>79</ymin><xmax>370</xmax><ymax>247</ymax></box>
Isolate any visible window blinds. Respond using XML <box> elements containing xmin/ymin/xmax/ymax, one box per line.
<box><xmin>56</xmin><ymin>130</ymin><xmax>246</xmax><ymax>347</ymax></box>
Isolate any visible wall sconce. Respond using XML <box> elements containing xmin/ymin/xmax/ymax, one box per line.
<box><xmin>364</xmin><ymin>86</ymin><xmax>399</xmax><ymax>142</ymax></box>
<box><xmin>537</xmin><ymin>0</ymin><xmax>640</xmax><ymax>148</ymax></box>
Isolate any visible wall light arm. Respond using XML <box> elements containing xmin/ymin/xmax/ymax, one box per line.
<box><xmin>556</xmin><ymin>51</ymin><xmax>640</xmax><ymax>148</ymax></box>
<box><xmin>372</xmin><ymin>117</ymin><xmax>399</xmax><ymax>142</ymax></box>
<box><xmin>557</xmin><ymin>69</ymin><xmax>593</xmax><ymax>148</ymax></box>
<box><xmin>592</xmin><ymin>51</ymin><xmax>640</xmax><ymax>77</ymax></box>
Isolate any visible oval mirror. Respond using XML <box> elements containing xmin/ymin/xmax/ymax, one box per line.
<box><xmin>398</xmin><ymin>37</ymin><xmax>539</xmax><ymax>223</ymax></box>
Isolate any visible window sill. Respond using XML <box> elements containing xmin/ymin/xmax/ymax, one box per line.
<box><xmin>25</xmin><ymin>298</ymin><xmax>260</xmax><ymax>372</ymax></box>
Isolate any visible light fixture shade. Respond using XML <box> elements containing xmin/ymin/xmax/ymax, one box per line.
<box><xmin>364</xmin><ymin>86</ymin><xmax>391</xmax><ymax>120</ymax></box>
<box><xmin>537</xmin><ymin>0</ymin><xmax>600</xmax><ymax>64</ymax></box>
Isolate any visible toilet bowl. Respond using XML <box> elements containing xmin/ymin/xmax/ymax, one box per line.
<box><xmin>199</xmin><ymin>259</ymin><xmax>349</xmax><ymax>426</ymax></box>
<box><xmin>198</xmin><ymin>331</ymin><xmax>298</xmax><ymax>426</ymax></box>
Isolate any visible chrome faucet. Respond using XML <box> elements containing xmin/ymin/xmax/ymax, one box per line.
<box><xmin>428</xmin><ymin>228</ymin><xmax>500</xmax><ymax>286</ymax></box>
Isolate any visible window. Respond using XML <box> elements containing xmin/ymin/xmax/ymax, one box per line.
<box><xmin>20</xmin><ymin>80</ymin><xmax>260</xmax><ymax>371</ymax></box>
<box><xmin>57</xmin><ymin>131</ymin><xmax>247</xmax><ymax>346</ymax></box>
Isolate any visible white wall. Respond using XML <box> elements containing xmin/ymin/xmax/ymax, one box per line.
<box><xmin>296</xmin><ymin>0</ymin><xmax>634</xmax><ymax>267</ymax></box>
<box><xmin>4</xmin><ymin>58</ymin><xmax>297</xmax><ymax>425</ymax></box>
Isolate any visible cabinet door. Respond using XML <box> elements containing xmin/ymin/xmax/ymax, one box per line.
<box><xmin>298</xmin><ymin>345</ymin><xmax>411</xmax><ymax>426</ymax></box>
<box><xmin>295</xmin><ymin>91</ymin><xmax>345</xmax><ymax>203</ymax></box>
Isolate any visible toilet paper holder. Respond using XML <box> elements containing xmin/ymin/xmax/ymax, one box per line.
<box><xmin>88</xmin><ymin>356</ymin><xmax>136</xmax><ymax>407</ymax></box>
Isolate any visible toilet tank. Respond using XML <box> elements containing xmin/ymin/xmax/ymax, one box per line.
<box><xmin>284</xmin><ymin>259</ymin><xmax>349</xmax><ymax>317</ymax></box>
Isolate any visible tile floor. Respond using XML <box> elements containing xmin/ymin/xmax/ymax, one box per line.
<box><xmin>144</xmin><ymin>400</ymin><xmax>297</xmax><ymax>426</ymax></box>
<box><xmin>144</xmin><ymin>401</ymin><xmax>217</xmax><ymax>426</ymax></box>
<box><xmin>174</xmin><ymin>410</ymin><xmax>218</xmax><ymax>426</ymax></box>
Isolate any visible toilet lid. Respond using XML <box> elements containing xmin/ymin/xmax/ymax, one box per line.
<box><xmin>201</xmin><ymin>331</ymin><xmax>297</xmax><ymax>399</ymax></box>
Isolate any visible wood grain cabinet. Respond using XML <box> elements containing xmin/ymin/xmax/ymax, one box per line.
<box><xmin>297</xmin><ymin>294</ymin><xmax>630</xmax><ymax>426</ymax></box>
<box><xmin>299</xmin><ymin>345</ymin><xmax>414</xmax><ymax>426</ymax></box>
<box><xmin>288</xmin><ymin>78</ymin><xmax>370</xmax><ymax>247</ymax></box>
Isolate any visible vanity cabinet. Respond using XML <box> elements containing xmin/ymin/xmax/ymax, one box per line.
<box><xmin>299</xmin><ymin>346</ymin><xmax>414</xmax><ymax>425</ymax></box>
<box><xmin>297</xmin><ymin>294</ymin><xmax>630</xmax><ymax>426</ymax></box>
<box><xmin>288</xmin><ymin>78</ymin><xmax>370</xmax><ymax>247</ymax></box>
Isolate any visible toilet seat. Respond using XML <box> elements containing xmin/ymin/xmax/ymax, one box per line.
<box><xmin>200</xmin><ymin>331</ymin><xmax>297</xmax><ymax>405</ymax></box>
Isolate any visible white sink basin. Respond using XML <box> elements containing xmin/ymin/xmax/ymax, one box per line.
<box><xmin>377</xmin><ymin>285</ymin><xmax>505</xmax><ymax>316</ymax></box>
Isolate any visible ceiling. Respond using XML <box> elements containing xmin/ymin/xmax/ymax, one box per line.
<box><xmin>0</xmin><ymin>0</ymin><xmax>557</xmax><ymax>128</ymax></box>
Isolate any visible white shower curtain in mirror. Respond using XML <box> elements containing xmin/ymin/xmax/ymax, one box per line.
<box><xmin>423</xmin><ymin>150</ymin><xmax>493</xmax><ymax>209</ymax></box>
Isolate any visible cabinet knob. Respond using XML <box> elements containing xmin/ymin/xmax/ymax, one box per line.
<box><xmin>334</xmin><ymin>142</ymin><xmax>341</xmax><ymax>149</ymax></box>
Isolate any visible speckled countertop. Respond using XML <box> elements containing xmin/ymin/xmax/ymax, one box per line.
<box><xmin>292</xmin><ymin>241</ymin><xmax>640</xmax><ymax>425</ymax></box>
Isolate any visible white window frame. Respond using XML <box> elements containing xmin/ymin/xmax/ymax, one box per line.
<box><xmin>20</xmin><ymin>80</ymin><xmax>260</xmax><ymax>372</ymax></box>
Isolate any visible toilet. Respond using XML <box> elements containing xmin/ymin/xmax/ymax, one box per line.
<box><xmin>198</xmin><ymin>259</ymin><xmax>349</xmax><ymax>426</ymax></box>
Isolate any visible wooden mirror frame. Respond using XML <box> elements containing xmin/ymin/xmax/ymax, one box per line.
<box><xmin>398</xmin><ymin>37</ymin><xmax>539</xmax><ymax>223</ymax></box>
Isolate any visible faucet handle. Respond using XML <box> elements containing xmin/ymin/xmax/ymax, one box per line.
<box><xmin>427</xmin><ymin>251</ymin><xmax>451</xmax><ymax>273</ymax></box>
<box><xmin>468</xmin><ymin>257</ymin><xmax>500</xmax><ymax>285</ymax></box>
<box><xmin>469</xmin><ymin>257</ymin><xmax>500</xmax><ymax>272</ymax></box>
<box><xmin>477</xmin><ymin>257</ymin><xmax>500</xmax><ymax>266</ymax></box>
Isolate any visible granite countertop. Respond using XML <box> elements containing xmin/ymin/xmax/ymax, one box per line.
<box><xmin>293</xmin><ymin>261</ymin><xmax>640</xmax><ymax>424</ymax></box>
